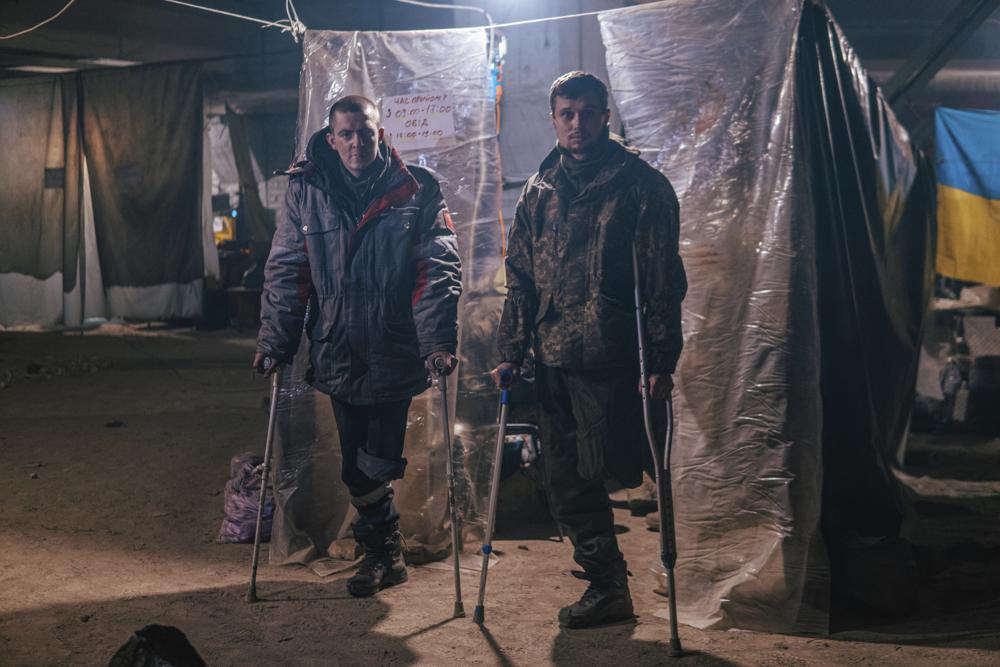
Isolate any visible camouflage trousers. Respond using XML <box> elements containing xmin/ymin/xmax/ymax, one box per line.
<box><xmin>536</xmin><ymin>363</ymin><xmax>654</xmax><ymax>582</ymax></box>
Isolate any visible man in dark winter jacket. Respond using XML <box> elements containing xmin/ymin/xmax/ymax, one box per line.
<box><xmin>492</xmin><ymin>72</ymin><xmax>686</xmax><ymax>628</ymax></box>
<box><xmin>254</xmin><ymin>95</ymin><xmax>462</xmax><ymax>597</ymax></box>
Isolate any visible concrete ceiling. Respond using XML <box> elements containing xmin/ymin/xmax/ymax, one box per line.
<box><xmin>827</xmin><ymin>0</ymin><xmax>1000</xmax><ymax>65</ymax></box>
<box><xmin>0</xmin><ymin>0</ymin><xmax>458</xmax><ymax>111</ymax></box>
<box><xmin>3</xmin><ymin>0</ymin><xmax>1000</xmax><ymax>114</ymax></box>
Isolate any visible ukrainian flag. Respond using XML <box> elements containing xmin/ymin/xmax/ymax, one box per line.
<box><xmin>935</xmin><ymin>108</ymin><xmax>1000</xmax><ymax>286</ymax></box>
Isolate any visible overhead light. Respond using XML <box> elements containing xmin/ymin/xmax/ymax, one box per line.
<box><xmin>7</xmin><ymin>65</ymin><xmax>77</xmax><ymax>73</ymax></box>
<box><xmin>79</xmin><ymin>57</ymin><xmax>141</xmax><ymax>67</ymax></box>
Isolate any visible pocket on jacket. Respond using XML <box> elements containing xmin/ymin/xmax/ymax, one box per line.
<box><xmin>308</xmin><ymin>294</ymin><xmax>343</xmax><ymax>342</ymax></box>
<box><xmin>301</xmin><ymin>210</ymin><xmax>343</xmax><ymax>295</ymax></box>
<box><xmin>593</xmin><ymin>293</ymin><xmax>633</xmax><ymax>339</ymax></box>
<box><xmin>382</xmin><ymin>315</ymin><xmax>417</xmax><ymax>344</ymax></box>
<box><xmin>374</xmin><ymin>297</ymin><xmax>420</xmax><ymax>356</ymax></box>
<box><xmin>300</xmin><ymin>207</ymin><xmax>342</xmax><ymax>235</ymax></box>
<box><xmin>586</xmin><ymin>293</ymin><xmax>636</xmax><ymax>364</ymax></box>
<box><xmin>595</xmin><ymin>292</ymin><xmax>632</xmax><ymax>315</ymax></box>
<box><xmin>535</xmin><ymin>292</ymin><xmax>553</xmax><ymax>324</ymax></box>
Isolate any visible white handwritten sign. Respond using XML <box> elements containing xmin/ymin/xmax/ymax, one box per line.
<box><xmin>381</xmin><ymin>93</ymin><xmax>457</xmax><ymax>151</ymax></box>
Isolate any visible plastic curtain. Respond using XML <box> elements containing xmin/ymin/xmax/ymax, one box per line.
<box><xmin>600</xmin><ymin>0</ymin><xmax>932</xmax><ymax>632</ymax></box>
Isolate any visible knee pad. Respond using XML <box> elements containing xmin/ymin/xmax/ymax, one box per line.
<box><xmin>357</xmin><ymin>449</ymin><xmax>407</xmax><ymax>483</ymax></box>
<box><xmin>351</xmin><ymin>482</ymin><xmax>393</xmax><ymax>509</ymax></box>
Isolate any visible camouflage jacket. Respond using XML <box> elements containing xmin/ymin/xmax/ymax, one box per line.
<box><xmin>497</xmin><ymin>136</ymin><xmax>686</xmax><ymax>373</ymax></box>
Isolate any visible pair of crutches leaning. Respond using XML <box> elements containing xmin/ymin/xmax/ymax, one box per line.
<box><xmin>245</xmin><ymin>241</ymin><xmax>682</xmax><ymax>655</ymax></box>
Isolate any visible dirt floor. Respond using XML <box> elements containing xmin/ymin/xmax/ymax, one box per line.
<box><xmin>1</xmin><ymin>325</ymin><xmax>998</xmax><ymax>666</ymax></box>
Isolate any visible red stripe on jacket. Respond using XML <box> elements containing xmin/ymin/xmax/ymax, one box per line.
<box><xmin>350</xmin><ymin>147</ymin><xmax>420</xmax><ymax>252</ymax></box>
<box><xmin>297</xmin><ymin>238</ymin><xmax>312</xmax><ymax>305</ymax></box>
<box><xmin>412</xmin><ymin>258</ymin><xmax>429</xmax><ymax>307</ymax></box>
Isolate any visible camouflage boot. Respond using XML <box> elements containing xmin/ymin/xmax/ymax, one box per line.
<box><xmin>558</xmin><ymin>561</ymin><xmax>634</xmax><ymax>629</ymax></box>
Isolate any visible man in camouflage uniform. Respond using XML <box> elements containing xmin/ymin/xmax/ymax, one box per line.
<box><xmin>492</xmin><ymin>72</ymin><xmax>686</xmax><ymax>629</ymax></box>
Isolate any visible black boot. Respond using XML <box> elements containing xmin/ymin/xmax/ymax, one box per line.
<box><xmin>347</xmin><ymin>526</ymin><xmax>408</xmax><ymax>597</ymax></box>
<box><xmin>558</xmin><ymin>561</ymin><xmax>634</xmax><ymax>629</ymax></box>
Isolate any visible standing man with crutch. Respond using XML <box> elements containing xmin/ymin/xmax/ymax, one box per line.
<box><xmin>252</xmin><ymin>95</ymin><xmax>462</xmax><ymax>600</ymax></box>
<box><xmin>491</xmin><ymin>71</ymin><xmax>686</xmax><ymax>630</ymax></box>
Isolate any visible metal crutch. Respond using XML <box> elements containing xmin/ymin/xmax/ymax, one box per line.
<box><xmin>245</xmin><ymin>362</ymin><xmax>282</xmax><ymax>603</ymax></box>
<box><xmin>434</xmin><ymin>357</ymin><xmax>466</xmax><ymax>618</ymax></box>
<box><xmin>473</xmin><ymin>368</ymin><xmax>513</xmax><ymax>625</ymax></box>
<box><xmin>632</xmin><ymin>242</ymin><xmax>683</xmax><ymax>657</ymax></box>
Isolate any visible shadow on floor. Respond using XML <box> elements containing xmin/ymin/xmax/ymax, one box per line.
<box><xmin>551</xmin><ymin>622</ymin><xmax>741</xmax><ymax>666</ymax></box>
<box><xmin>0</xmin><ymin>582</ymin><xmax>417</xmax><ymax>666</ymax></box>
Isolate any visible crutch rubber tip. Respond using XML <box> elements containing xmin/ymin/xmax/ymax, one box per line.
<box><xmin>245</xmin><ymin>587</ymin><xmax>258</xmax><ymax>604</ymax></box>
<box><xmin>473</xmin><ymin>606</ymin><xmax>485</xmax><ymax>624</ymax></box>
<box><xmin>454</xmin><ymin>602</ymin><xmax>466</xmax><ymax>618</ymax></box>
<box><xmin>668</xmin><ymin>638</ymin><xmax>683</xmax><ymax>657</ymax></box>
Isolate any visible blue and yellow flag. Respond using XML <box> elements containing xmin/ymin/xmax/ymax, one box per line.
<box><xmin>935</xmin><ymin>108</ymin><xmax>1000</xmax><ymax>286</ymax></box>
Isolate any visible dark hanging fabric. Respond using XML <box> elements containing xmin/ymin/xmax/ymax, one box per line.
<box><xmin>797</xmin><ymin>2</ymin><xmax>936</xmax><ymax>540</ymax></box>
<box><xmin>0</xmin><ymin>76</ymin><xmax>82</xmax><ymax>289</ymax></box>
<box><xmin>81</xmin><ymin>63</ymin><xmax>203</xmax><ymax>288</ymax></box>
<box><xmin>224</xmin><ymin>105</ymin><xmax>275</xmax><ymax>244</ymax></box>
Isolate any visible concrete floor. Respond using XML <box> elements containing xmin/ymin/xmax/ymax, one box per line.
<box><xmin>1</xmin><ymin>324</ymin><xmax>998</xmax><ymax>665</ymax></box>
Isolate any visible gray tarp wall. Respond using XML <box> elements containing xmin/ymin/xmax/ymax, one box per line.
<box><xmin>82</xmin><ymin>64</ymin><xmax>206</xmax><ymax>319</ymax></box>
<box><xmin>0</xmin><ymin>77</ymin><xmax>87</xmax><ymax>326</ymax></box>
<box><xmin>0</xmin><ymin>63</ymin><xmax>215</xmax><ymax>327</ymax></box>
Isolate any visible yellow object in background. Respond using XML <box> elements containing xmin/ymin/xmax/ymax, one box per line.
<box><xmin>935</xmin><ymin>108</ymin><xmax>1000</xmax><ymax>287</ymax></box>
<box><xmin>213</xmin><ymin>215</ymin><xmax>236</xmax><ymax>244</ymax></box>
<box><xmin>937</xmin><ymin>185</ymin><xmax>1000</xmax><ymax>286</ymax></box>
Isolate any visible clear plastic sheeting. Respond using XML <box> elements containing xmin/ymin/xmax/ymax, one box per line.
<box><xmin>272</xmin><ymin>28</ymin><xmax>503</xmax><ymax>566</ymax></box>
<box><xmin>600</xmin><ymin>0</ymin><xmax>933</xmax><ymax>633</ymax></box>
<box><xmin>600</xmin><ymin>0</ymin><xmax>825</xmax><ymax>633</ymax></box>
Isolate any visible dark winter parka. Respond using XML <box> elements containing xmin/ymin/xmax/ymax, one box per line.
<box><xmin>257</xmin><ymin>129</ymin><xmax>462</xmax><ymax>404</ymax></box>
<box><xmin>498</xmin><ymin>136</ymin><xmax>686</xmax><ymax>373</ymax></box>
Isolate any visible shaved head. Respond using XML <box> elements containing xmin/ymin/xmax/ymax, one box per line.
<box><xmin>327</xmin><ymin>95</ymin><xmax>383</xmax><ymax>177</ymax></box>
<box><xmin>328</xmin><ymin>95</ymin><xmax>380</xmax><ymax>126</ymax></box>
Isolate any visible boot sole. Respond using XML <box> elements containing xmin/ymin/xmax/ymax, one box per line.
<box><xmin>558</xmin><ymin>600</ymin><xmax>636</xmax><ymax>629</ymax></box>
<box><xmin>347</xmin><ymin>569</ymin><xmax>409</xmax><ymax>598</ymax></box>
<box><xmin>559</xmin><ymin>610</ymin><xmax>637</xmax><ymax>629</ymax></box>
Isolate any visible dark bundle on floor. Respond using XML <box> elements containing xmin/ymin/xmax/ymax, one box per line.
<box><xmin>108</xmin><ymin>625</ymin><xmax>206</xmax><ymax>667</ymax></box>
